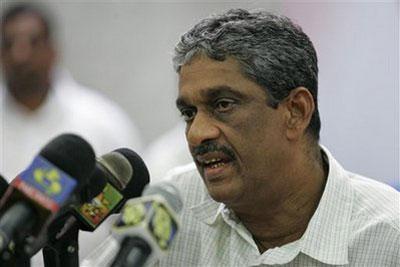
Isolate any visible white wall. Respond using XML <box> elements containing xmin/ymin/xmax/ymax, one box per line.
<box><xmin>1</xmin><ymin>0</ymin><xmax>398</xmax><ymax>187</ymax></box>
<box><xmin>284</xmin><ymin>1</ymin><xmax>399</xmax><ymax>186</ymax></box>
<box><xmin>39</xmin><ymin>1</ymin><xmax>282</xmax><ymax>144</ymax></box>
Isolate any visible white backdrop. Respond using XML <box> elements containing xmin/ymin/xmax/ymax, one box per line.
<box><xmin>1</xmin><ymin>0</ymin><xmax>398</xmax><ymax>187</ymax></box>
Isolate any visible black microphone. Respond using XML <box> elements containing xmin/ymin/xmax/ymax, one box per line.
<box><xmin>42</xmin><ymin>148</ymin><xmax>150</xmax><ymax>267</ymax></box>
<box><xmin>110</xmin><ymin>182</ymin><xmax>182</xmax><ymax>267</ymax></box>
<box><xmin>0</xmin><ymin>175</ymin><xmax>9</xmax><ymax>197</ymax></box>
<box><xmin>51</xmin><ymin>148</ymin><xmax>150</xmax><ymax>238</ymax></box>
<box><xmin>78</xmin><ymin>168</ymin><xmax>108</xmax><ymax>204</ymax></box>
<box><xmin>42</xmin><ymin>167</ymin><xmax>108</xmax><ymax>267</ymax></box>
<box><xmin>0</xmin><ymin>134</ymin><xmax>96</xmax><ymax>257</ymax></box>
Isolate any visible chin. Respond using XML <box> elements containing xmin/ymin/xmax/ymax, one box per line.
<box><xmin>205</xmin><ymin>182</ymin><xmax>242</xmax><ymax>205</ymax></box>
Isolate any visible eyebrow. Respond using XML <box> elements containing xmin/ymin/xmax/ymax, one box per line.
<box><xmin>204</xmin><ymin>85</ymin><xmax>246</xmax><ymax>100</ymax></box>
<box><xmin>176</xmin><ymin>85</ymin><xmax>246</xmax><ymax>109</ymax></box>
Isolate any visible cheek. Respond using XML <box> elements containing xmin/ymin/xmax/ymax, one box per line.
<box><xmin>230</xmin><ymin>109</ymin><xmax>279</xmax><ymax>143</ymax></box>
<box><xmin>229</xmin><ymin>109</ymin><xmax>286</xmax><ymax>168</ymax></box>
<box><xmin>36</xmin><ymin>53</ymin><xmax>50</xmax><ymax>65</ymax></box>
<box><xmin>220</xmin><ymin>114</ymin><xmax>267</xmax><ymax>171</ymax></box>
<box><xmin>33</xmin><ymin>58</ymin><xmax>52</xmax><ymax>75</ymax></box>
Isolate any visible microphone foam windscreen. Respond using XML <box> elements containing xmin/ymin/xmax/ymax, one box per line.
<box><xmin>39</xmin><ymin>133</ymin><xmax>96</xmax><ymax>184</ymax></box>
<box><xmin>99</xmin><ymin>148</ymin><xmax>150</xmax><ymax>199</ymax></box>
<box><xmin>79</xmin><ymin>165</ymin><xmax>108</xmax><ymax>202</ymax></box>
<box><xmin>115</xmin><ymin>148</ymin><xmax>150</xmax><ymax>198</ymax></box>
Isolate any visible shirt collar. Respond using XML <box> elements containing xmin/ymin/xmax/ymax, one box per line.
<box><xmin>189</xmin><ymin>146</ymin><xmax>354</xmax><ymax>265</ymax></box>
<box><xmin>300</xmin><ymin>146</ymin><xmax>353</xmax><ymax>265</ymax></box>
<box><xmin>190</xmin><ymin>191</ymin><xmax>221</xmax><ymax>225</ymax></box>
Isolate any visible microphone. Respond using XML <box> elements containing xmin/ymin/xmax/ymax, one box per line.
<box><xmin>78</xmin><ymin>168</ymin><xmax>108</xmax><ymax>204</ymax></box>
<box><xmin>72</xmin><ymin>148</ymin><xmax>150</xmax><ymax>232</ymax></box>
<box><xmin>45</xmin><ymin>166</ymin><xmax>108</xmax><ymax>243</ymax></box>
<box><xmin>0</xmin><ymin>175</ymin><xmax>9</xmax><ymax>197</ymax></box>
<box><xmin>50</xmin><ymin>148</ymin><xmax>150</xmax><ymax>239</ymax></box>
<box><xmin>0</xmin><ymin>134</ymin><xmax>95</xmax><ymax>257</ymax></box>
<box><xmin>42</xmin><ymin>169</ymin><xmax>107</xmax><ymax>267</ymax></box>
<box><xmin>110</xmin><ymin>182</ymin><xmax>182</xmax><ymax>267</ymax></box>
<box><xmin>43</xmin><ymin>148</ymin><xmax>150</xmax><ymax>267</ymax></box>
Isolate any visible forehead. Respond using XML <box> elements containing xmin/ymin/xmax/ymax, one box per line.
<box><xmin>2</xmin><ymin>13</ymin><xmax>46</xmax><ymax>38</ymax></box>
<box><xmin>178</xmin><ymin>55</ymin><xmax>267</xmax><ymax>103</ymax></box>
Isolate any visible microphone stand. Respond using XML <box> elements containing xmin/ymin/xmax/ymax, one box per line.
<box><xmin>43</xmin><ymin>216</ymin><xmax>80</xmax><ymax>267</ymax></box>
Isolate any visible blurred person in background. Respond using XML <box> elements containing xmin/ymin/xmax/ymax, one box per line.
<box><xmin>0</xmin><ymin>2</ymin><xmax>142</xmax><ymax>265</ymax></box>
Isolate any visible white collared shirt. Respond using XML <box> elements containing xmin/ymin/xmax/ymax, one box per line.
<box><xmin>158</xmin><ymin>147</ymin><xmax>399</xmax><ymax>266</ymax></box>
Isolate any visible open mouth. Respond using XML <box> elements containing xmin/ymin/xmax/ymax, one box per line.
<box><xmin>196</xmin><ymin>152</ymin><xmax>235</xmax><ymax>181</ymax></box>
<box><xmin>202</xmin><ymin>158</ymin><xmax>231</xmax><ymax>169</ymax></box>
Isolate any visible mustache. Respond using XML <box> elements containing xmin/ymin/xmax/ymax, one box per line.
<box><xmin>192</xmin><ymin>141</ymin><xmax>236</xmax><ymax>160</ymax></box>
<box><xmin>7</xmin><ymin>69</ymin><xmax>39</xmax><ymax>82</ymax></box>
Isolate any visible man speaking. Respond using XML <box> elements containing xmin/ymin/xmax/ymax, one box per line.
<box><xmin>156</xmin><ymin>8</ymin><xmax>399</xmax><ymax>266</ymax></box>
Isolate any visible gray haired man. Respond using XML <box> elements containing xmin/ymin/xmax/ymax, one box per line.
<box><xmin>159</xmin><ymin>9</ymin><xmax>399</xmax><ymax>266</ymax></box>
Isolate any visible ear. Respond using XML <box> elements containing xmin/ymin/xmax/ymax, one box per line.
<box><xmin>282</xmin><ymin>87</ymin><xmax>315</xmax><ymax>141</ymax></box>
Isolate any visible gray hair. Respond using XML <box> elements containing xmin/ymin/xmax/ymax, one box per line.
<box><xmin>173</xmin><ymin>8</ymin><xmax>321</xmax><ymax>140</ymax></box>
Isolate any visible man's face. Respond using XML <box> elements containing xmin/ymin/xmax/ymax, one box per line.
<box><xmin>177</xmin><ymin>55</ymin><xmax>291</xmax><ymax>207</ymax></box>
<box><xmin>0</xmin><ymin>13</ymin><xmax>55</xmax><ymax>94</ymax></box>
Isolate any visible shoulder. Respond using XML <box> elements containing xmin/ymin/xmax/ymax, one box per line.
<box><xmin>323</xmin><ymin>146</ymin><xmax>399</xmax><ymax>231</ymax></box>
<box><xmin>52</xmin><ymin>71</ymin><xmax>130</xmax><ymax>121</ymax></box>
<box><xmin>348</xmin><ymin>172</ymin><xmax>399</xmax><ymax>231</ymax></box>
<box><xmin>53</xmin><ymin>75</ymin><xmax>143</xmax><ymax>151</ymax></box>
<box><xmin>346</xmin><ymin>172</ymin><xmax>400</xmax><ymax>264</ymax></box>
<box><xmin>60</xmin><ymin>82</ymin><xmax>131</xmax><ymax>122</ymax></box>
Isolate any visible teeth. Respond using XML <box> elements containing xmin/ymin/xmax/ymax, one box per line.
<box><xmin>210</xmin><ymin>162</ymin><xmax>225</xmax><ymax>169</ymax></box>
<box><xmin>204</xmin><ymin>158</ymin><xmax>221</xmax><ymax>164</ymax></box>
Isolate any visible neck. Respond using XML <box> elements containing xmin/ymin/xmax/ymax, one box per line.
<box><xmin>233</xmin><ymin>144</ymin><xmax>327</xmax><ymax>252</ymax></box>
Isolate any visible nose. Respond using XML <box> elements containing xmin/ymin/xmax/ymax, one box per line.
<box><xmin>187</xmin><ymin>111</ymin><xmax>220</xmax><ymax>148</ymax></box>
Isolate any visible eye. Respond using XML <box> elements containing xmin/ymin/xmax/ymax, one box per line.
<box><xmin>180</xmin><ymin>108</ymin><xmax>196</xmax><ymax>122</ymax></box>
<box><xmin>215</xmin><ymin>98</ymin><xmax>236</xmax><ymax>112</ymax></box>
